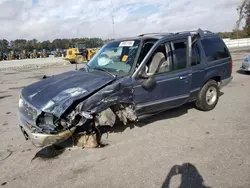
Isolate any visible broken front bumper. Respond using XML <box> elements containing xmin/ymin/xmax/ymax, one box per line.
<box><xmin>19</xmin><ymin>114</ymin><xmax>76</xmax><ymax>147</ymax></box>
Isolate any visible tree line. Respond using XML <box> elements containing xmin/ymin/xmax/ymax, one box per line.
<box><xmin>218</xmin><ymin>0</ymin><xmax>250</xmax><ymax>39</ymax></box>
<box><xmin>0</xmin><ymin>38</ymin><xmax>107</xmax><ymax>53</ymax></box>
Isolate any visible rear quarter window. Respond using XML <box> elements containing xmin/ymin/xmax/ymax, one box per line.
<box><xmin>201</xmin><ymin>37</ymin><xmax>230</xmax><ymax>62</ymax></box>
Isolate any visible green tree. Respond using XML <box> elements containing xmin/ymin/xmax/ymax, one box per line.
<box><xmin>25</xmin><ymin>40</ymin><xmax>34</xmax><ymax>51</ymax></box>
<box><xmin>13</xmin><ymin>39</ymin><xmax>27</xmax><ymax>50</ymax></box>
<box><xmin>236</xmin><ymin>0</ymin><xmax>248</xmax><ymax>38</ymax></box>
<box><xmin>40</xmin><ymin>40</ymin><xmax>51</xmax><ymax>50</ymax></box>
<box><xmin>0</xmin><ymin>39</ymin><xmax>9</xmax><ymax>52</ymax></box>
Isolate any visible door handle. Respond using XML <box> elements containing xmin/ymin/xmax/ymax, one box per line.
<box><xmin>179</xmin><ymin>76</ymin><xmax>188</xmax><ymax>80</ymax></box>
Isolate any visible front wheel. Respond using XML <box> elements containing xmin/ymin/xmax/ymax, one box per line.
<box><xmin>195</xmin><ymin>80</ymin><xmax>220</xmax><ymax>111</ymax></box>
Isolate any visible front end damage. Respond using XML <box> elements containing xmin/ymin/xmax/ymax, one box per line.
<box><xmin>18</xmin><ymin>77</ymin><xmax>138</xmax><ymax>148</ymax></box>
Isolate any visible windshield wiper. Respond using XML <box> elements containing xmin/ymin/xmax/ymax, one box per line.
<box><xmin>92</xmin><ymin>67</ymin><xmax>117</xmax><ymax>77</ymax></box>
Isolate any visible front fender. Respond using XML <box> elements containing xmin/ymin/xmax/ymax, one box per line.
<box><xmin>76</xmin><ymin>78</ymin><xmax>134</xmax><ymax>114</ymax></box>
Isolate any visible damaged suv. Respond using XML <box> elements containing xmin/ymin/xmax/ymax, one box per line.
<box><xmin>18</xmin><ymin>29</ymin><xmax>233</xmax><ymax>147</ymax></box>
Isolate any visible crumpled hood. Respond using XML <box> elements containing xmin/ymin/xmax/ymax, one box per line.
<box><xmin>21</xmin><ymin>70</ymin><xmax>116</xmax><ymax>117</ymax></box>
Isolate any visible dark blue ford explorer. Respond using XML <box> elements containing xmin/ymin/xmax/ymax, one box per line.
<box><xmin>18</xmin><ymin>29</ymin><xmax>233</xmax><ymax>147</ymax></box>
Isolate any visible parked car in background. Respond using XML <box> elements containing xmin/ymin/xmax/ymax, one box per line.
<box><xmin>241</xmin><ymin>55</ymin><xmax>250</xmax><ymax>73</ymax></box>
<box><xmin>18</xmin><ymin>29</ymin><xmax>233</xmax><ymax>148</ymax></box>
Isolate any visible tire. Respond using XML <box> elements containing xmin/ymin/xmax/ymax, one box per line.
<box><xmin>195</xmin><ymin>80</ymin><xmax>220</xmax><ymax>111</ymax></box>
<box><xmin>75</xmin><ymin>55</ymin><xmax>84</xmax><ymax>64</ymax></box>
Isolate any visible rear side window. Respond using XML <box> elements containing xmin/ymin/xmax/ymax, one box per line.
<box><xmin>191</xmin><ymin>43</ymin><xmax>200</xmax><ymax>66</ymax></box>
<box><xmin>201</xmin><ymin>37</ymin><xmax>230</xmax><ymax>62</ymax></box>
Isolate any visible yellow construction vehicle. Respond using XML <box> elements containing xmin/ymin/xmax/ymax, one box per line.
<box><xmin>41</xmin><ymin>49</ymin><xmax>47</xmax><ymax>58</ymax></box>
<box><xmin>31</xmin><ymin>49</ymin><xmax>38</xmax><ymax>59</ymax></box>
<box><xmin>20</xmin><ymin>50</ymin><xmax>27</xmax><ymax>59</ymax></box>
<box><xmin>8</xmin><ymin>51</ymin><xmax>19</xmax><ymax>60</ymax></box>
<box><xmin>64</xmin><ymin>43</ymin><xmax>98</xmax><ymax>64</ymax></box>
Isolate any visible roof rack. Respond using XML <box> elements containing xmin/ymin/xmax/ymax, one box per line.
<box><xmin>175</xmin><ymin>29</ymin><xmax>213</xmax><ymax>35</ymax></box>
<box><xmin>138</xmin><ymin>33</ymin><xmax>174</xmax><ymax>37</ymax></box>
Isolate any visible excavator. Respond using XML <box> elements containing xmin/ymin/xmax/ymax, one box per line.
<box><xmin>64</xmin><ymin>42</ymin><xmax>98</xmax><ymax>64</ymax></box>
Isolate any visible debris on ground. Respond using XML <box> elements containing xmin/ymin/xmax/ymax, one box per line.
<box><xmin>1</xmin><ymin>182</ymin><xmax>7</xmax><ymax>186</ymax></box>
<box><xmin>0</xmin><ymin>149</ymin><xmax>12</xmax><ymax>162</ymax></box>
<box><xmin>74</xmin><ymin>132</ymin><xmax>99</xmax><ymax>148</ymax></box>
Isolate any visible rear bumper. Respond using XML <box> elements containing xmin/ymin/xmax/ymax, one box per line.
<box><xmin>19</xmin><ymin>114</ymin><xmax>76</xmax><ymax>148</ymax></box>
<box><xmin>220</xmin><ymin>76</ymin><xmax>233</xmax><ymax>89</ymax></box>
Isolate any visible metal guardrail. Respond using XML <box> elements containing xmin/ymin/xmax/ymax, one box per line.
<box><xmin>223</xmin><ymin>38</ymin><xmax>250</xmax><ymax>48</ymax></box>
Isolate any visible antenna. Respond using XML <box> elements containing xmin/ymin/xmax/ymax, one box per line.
<box><xmin>75</xmin><ymin>28</ymin><xmax>79</xmax><ymax>70</ymax></box>
<box><xmin>111</xmin><ymin>0</ymin><xmax>115</xmax><ymax>39</ymax></box>
<box><xmin>75</xmin><ymin>8</ymin><xmax>84</xmax><ymax>71</ymax></box>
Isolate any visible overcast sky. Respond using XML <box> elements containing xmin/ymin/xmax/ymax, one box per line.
<box><xmin>0</xmin><ymin>0</ymin><xmax>241</xmax><ymax>41</ymax></box>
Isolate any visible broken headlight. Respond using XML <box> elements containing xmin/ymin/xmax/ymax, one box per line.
<box><xmin>36</xmin><ymin>113</ymin><xmax>65</xmax><ymax>133</ymax></box>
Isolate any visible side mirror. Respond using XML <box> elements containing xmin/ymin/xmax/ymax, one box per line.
<box><xmin>142</xmin><ymin>76</ymin><xmax>156</xmax><ymax>90</ymax></box>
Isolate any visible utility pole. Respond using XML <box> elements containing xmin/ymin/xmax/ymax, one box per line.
<box><xmin>111</xmin><ymin>0</ymin><xmax>115</xmax><ymax>39</ymax></box>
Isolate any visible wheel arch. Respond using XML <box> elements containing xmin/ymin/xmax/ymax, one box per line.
<box><xmin>203</xmin><ymin>75</ymin><xmax>221</xmax><ymax>88</ymax></box>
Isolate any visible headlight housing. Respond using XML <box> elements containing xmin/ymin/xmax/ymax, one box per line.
<box><xmin>36</xmin><ymin>113</ymin><xmax>63</xmax><ymax>133</ymax></box>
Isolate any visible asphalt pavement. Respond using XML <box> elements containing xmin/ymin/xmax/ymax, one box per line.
<box><xmin>0</xmin><ymin>49</ymin><xmax>250</xmax><ymax>188</ymax></box>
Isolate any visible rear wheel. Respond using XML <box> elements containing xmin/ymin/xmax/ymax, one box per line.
<box><xmin>195</xmin><ymin>80</ymin><xmax>219</xmax><ymax>111</ymax></box>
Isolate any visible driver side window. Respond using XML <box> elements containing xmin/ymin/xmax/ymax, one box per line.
<box><xmin>145</xmin><ymin>39</ymin><xmax>188</xmax><ymax>76</ymax></box>
<box><xmin>145</xmin><ymin>43</ymin><xmax>172</xmax><ymax>75</ymax></box>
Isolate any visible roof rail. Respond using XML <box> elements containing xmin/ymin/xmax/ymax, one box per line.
<box><xmin>138</xmin><ymin>33</ymin><xmax>173</xmax><ymax>37</ymax></box>
<box><xmin>176</xmin><ymin>29</ymin><xmax>213</xmax><ymax>35</ymax></box>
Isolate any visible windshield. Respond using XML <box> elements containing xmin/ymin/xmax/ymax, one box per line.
<box><xmin>85</xmin><ymin>40</ymin><xmax>140</xmax><ymax>76</ymax></box>
<box><xmin>74</xmin><ymin>44</ymin><xmax>85</xmax><ymax>49</ymax></box>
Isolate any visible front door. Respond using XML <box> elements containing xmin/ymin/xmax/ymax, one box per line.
<box><xmin>132</xmin><ymin>38</ymin><xmax>192</xmax><ymax>116</ymax></box>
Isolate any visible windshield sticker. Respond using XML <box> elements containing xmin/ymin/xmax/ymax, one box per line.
<box><xmin>121</xmin><ymin>55</ymin><xmax>128</xmax><ymax>62</ymax></box>
<box><xmin>119</xmin><ymin>41</ymin><xmax>135</xmax><ymax>47</ymax></box>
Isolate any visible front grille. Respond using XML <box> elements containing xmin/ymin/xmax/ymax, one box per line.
<box><xmin>19</xmin><ymin>96</ymin><xmax>39</xmax><ymax>123</ymax></box>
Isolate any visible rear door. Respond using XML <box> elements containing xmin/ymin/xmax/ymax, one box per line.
<box><xmin>189</xmin><ymin>41</ymin><xmax>205</xmax><ymax>99</ymax></box>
